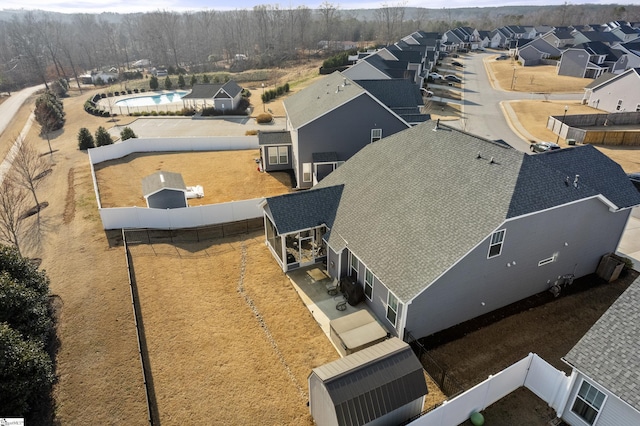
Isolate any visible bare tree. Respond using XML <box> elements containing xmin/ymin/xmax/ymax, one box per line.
<box><xmin>6</xmin><ymin>12</ymin><xmax>51</xmax><ymax>90</ymax></box>
<box><xmin>10</xmin><ymin>137</ymin><xmax>49</xmax><ymax>223</ymax></box>
<box><xmin>0</xmin><ymin>179</ymin><xmax>29</xmax><ymax>256</ymax></box>
<box><xmin>376</xmin><ymin>2</ymin><xmax>407</xmax><ymax>45</ymax></box>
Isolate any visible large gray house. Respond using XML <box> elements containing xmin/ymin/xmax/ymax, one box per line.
<box><xmin>261</xmin><ymin>121</ymin><xmax>640</xmax><ymax>340</ymax></box>
<box><xmin>582</xmin><ymin>68</ymin><xmax>640</xmax><ymax>112</ymax></box>
<box><xmin>259</xmin><ymin>72</ymin><xmax>415</xmax><ymax>188</ymax></box>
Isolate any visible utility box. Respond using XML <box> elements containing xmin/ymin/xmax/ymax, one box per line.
<box><xmin>567</xmin><ymin>138</ymin><xmax>576</xmax><ymax>145</ymax></box>
<box><xmin>596</xmin><ymin>253</ymin><xmax>625</xmax><ymax>282</ymax></box>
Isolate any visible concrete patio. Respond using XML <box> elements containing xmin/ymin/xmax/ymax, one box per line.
<box><xmin>286</xmin><ymin>265</ymin><xmax>388</xmax><ymax>341</ymax></box>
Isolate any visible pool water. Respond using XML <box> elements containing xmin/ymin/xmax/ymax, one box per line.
<box><xmin>115</xmin><ymin>91</ymin><xmax>188</xmax><ymax>107</ymax></box>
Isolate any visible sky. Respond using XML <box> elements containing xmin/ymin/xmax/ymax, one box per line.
<box><xmin>2</xmin><ymin>0</ymin><xmax>637</xmax><ymax>15</ymax></box>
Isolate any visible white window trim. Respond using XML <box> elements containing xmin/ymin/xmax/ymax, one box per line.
<box><xmin>571</xmin><ymin>379</ymin><xmax>607</xmax><ymax>426</ymax></box>
<box><xmin>302</xmin><ymin>162</ymin><xmax>312</xmax><ymax>182</ymax></box>
<box><xmin>278</xmin><ymin>146</ymin><xmax>288</xmax><ymax>164</ymax></box>
<box><xmin>487</xmin><ymin>229</ymin><xmax>506</xmax><ymax>259</ymax></box>
<box><xmin>371</xmin><ymin>128</ymin><xmax>382</xmax><ymax>143</ymax></box>
<box><xmin>364</xmin><ymin>268</ymin><xmax>374</xmax><ymax>301</ymax></box>
<box><xmin>349</xmin><ymin>252</ymin><xmax>359</xmax><ymax>280</ymax></box>
<box><xmin>386</xmin><ymin>291</ymin><xmax>399</xmax><ymax>327</ymax></box>
<box><xmin>268</xmin><ymin>147</ymin><xmax>279</xmax><ymax>165</ymax></box>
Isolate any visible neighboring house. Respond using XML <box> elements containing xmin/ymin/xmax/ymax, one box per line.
<box><xmin>611</xmin><ymin>24</ymin><xmax>640</xmax><ymax>43</ymax></box>
<box><xmin>262</xmin><ymin>120</ymin><xmax>640</xmax><ymax>340</ymax></box>
<box><xmin>490</xmin><ymin>27</ymin><xmax>512</xmax><ymax>48</ymax></box>
<box><xmin>142</xmin><ymin>171</ymin><xmax>188</xmax><ymax>209</ymax></box>
<box><xmin>560</xmin><ymin>276</ymin><xmax>640</xmax><ymax>425</ymax></box>
<box><xmin>263</xmin><ymin>72</ymin><xmax>412</xmax><ymax>188</ymax></box>
<box><xmin>582</xmin><ymin>68</ymin><xmax>640</xmax><ymax>112</ymax></box>
<box><xmin>353</xmin><ymin>79</ymin><xmax>428</xmax><ymax>125</ymax></box>
<box><xmin>558</xmin><ymin>45</ymin><xmax>609</xmax><ymax>78</ymax></box>
<box><xmin>343</xmin><ymin>51</ymin><xmax>415</xmax><ymax>82</ymax></box>
<box><xmin>181</xmin><ymin>81</ymin><xmax>243</xmax><ymax>111</ymax></box>
<box><xmin>309</xmin><ymin>337</ymin><xmax>428</xmax><ymax>426</ymax></box>
<box><xmin>617</xmin><ymin>40</ymin><xmax>640</xmax><ymax>69</ymax></box>
<box><xmin>541</xmin><ymin>29</ymin><xmax>575</xmax><ymax>48</ymax></box>
<box><xmin>517</xmin><ymin>38</ymin><xmax>562</xmax><ymax>66</ymax></box>
<box><xmin>384</xmin><ymin>45</ymin><xmax>426</xmax><ymax>86</ymax></box>
<box><xmin>572</xmin><ymin>30</ymin><xmax>623</xmax><ymax>47</ymax></box>
<box><xmin>475</xmin><ymin>30</ymin><xmax>492</xmax><ymax>49</ymax></box>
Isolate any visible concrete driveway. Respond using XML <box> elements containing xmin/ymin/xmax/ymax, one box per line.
<box><xmin>108</xmin><ymin>116</ymin><xmax>287</xmax><ymax>139</ymax></box>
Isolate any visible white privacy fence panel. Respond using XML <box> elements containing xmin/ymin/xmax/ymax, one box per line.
<box><xmin>88</xmin><ymin>136</ymin><xmax>259</xmax><ymax>164</ymax></box>
<box><xmin>524</xmin><ymin>355</ymin><xmax>571</xmax><ymax>412</ymax></box>
<box><xmin>99</xmin><ymin>198</ymin><xmax>264</xmax><ymax>230</ymax></box>
<box><xmin>410</xmin><ymin>353</ymin><xmax>570</xmax><ymax>426</ymax></box>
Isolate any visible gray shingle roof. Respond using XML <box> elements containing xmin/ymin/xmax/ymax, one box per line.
<box><xmin>141</xmin><ymin>171</ymin><xmax>186</xmax><ymax>197</ymax></box>
<box><xmin>258</xmin><ymin>130</ymin><xmax>291</xmax><ymax>146</ymax></box>
<box><xmin>283</xmin><ymin>72</ymin><xmax>366</xmax><ymax>129</ymax></box>
<box><xmin>311</xmin><ymin>337</ymin><xmax>427</xmax><ymax>426</ymax></box>
<box><xmin>565</xmin><ymin>276</ymin><xmax>640</xmax><ymax>411</ymax></box>
<box><xmin>354</xmin><ymin>79</ymin><xmax>423</xmax><ymax>108</ymax></box>
<box><xmin>181</xmin><ymin>81</ymin><xmax>242</xmax><ymax>99</ymax></box>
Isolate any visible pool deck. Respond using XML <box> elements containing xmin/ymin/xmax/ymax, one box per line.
<box><xmin>97</xmin><ymin>90</ymin><xmax>189</xmax><ymax>115</ymax></box>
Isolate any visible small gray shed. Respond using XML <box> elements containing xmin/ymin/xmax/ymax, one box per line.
<box><xmin>142</xmin><ymin>171</ymin><xmax>188</xmax><ymax>209</ymax></box>
<box><xmin>329</xmin><ymin>310</ymin><xmax>388</xmax><ymax>357</ymax></box>
<box><xmin>308</xmin><ymin>337</ymin><xmax>427</xmax><ymax>426</ymax></box>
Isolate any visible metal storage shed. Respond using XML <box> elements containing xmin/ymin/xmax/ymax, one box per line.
<box><xmin>308</xmin><ymin>337</ymin><xmax>427</xmax><ymax>426</ymax></box>
<box><xmin>142</xmin><ymin>171</ymin><xmax>188</xmax><ymax>209</ymax></box>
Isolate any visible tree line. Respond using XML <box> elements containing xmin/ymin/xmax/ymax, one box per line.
<box><xmin>0</xmin><ymin>4</ymin><xmax>639</xmax><ymax>92</ymax></box>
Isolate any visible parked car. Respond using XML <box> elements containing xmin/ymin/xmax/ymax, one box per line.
<box><xmin>496</xmin><ymin>54</ymin><xmax>510</xmax><ymax>60</ymax></box>
<box><xmin>530</xmin><ymin>142</ymin><xmax>560</xmax><ymax>153</ymax></box>
<box><xmin>429</xmin><ymin>72</ymin><xmax>444</xmax><ymax>80</ymax></box>
<box><xmin>421</xmin><ymin>88</ymin><xmax>434</xmax><ymax>97</ymax></box>
<box><xmin>451</xmin><ymin>54</ymin><xmax>459</xmax><ymax>58</ymax></box>
<box><xmin>445</xmin><ymin>75</ymin><xmax>462</xmax><ymax>83</ymax></box>
<box><xmin>451</xmin><ymin>61</ymin><xmax>464</xmax><ymax>67</ymax></box>
<box><xmin>628</xmin><ymin>172</ymin><xmax>640</xmax><ymax>191</ymax></box>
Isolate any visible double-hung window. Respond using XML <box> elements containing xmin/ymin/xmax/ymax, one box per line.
<box><xmin>268</xmin><ymin>147</ymin><xmax>288</xmax><ymax>165</ymax></box>
<box><xmin>571</xmin><ymin>380</ymin><xmax>606</xmax><ymax>425</ymax></box>
<box><xmin>488</xmin><ymin>229</ymin><xmax>505</xmax><ymax>258</ymax></box>
<box><xmin>386</xmin><ymin>292</ymin><xmax>398</xmax><ymax>326</ymax></box>
<box><xmin>364</xmin><ymin>268</ymin><xmax>374</xmax><ymax>300</ymax></box>
<box><xmin>349</xmin><ymin>252</ymin><xmax>359</xmax><ymax>279</ymax></box>
<box><xmin>371</xmin><ymin>128</ymin><xmax>382</xmax><ymax>143</ymax></box>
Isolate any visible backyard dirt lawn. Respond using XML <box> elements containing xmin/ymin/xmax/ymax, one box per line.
<box><xmin>95</xmin><ymin>150</ymin><xmax>293</xmax><ymax>207</ymax></box>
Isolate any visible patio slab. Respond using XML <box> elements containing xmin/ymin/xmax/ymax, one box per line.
<box><xmin>287</xmin><ymin>265</ymin><xmax>387</xmax><ymax>352</ymax></box>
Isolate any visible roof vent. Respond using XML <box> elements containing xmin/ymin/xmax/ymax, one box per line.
<box><xmin>477</xmin><ymin>151</ymin><xmax>482</xmax><ymax>159</ymax></box>
<box><xmin>573</xmin><ymin>174</ymin><xmax>580</xmax><ymax>188</ymax></box>
<box><xmin>565</xmin><ymin>176</ymin><xmax>570</xmax><ymax>186</ymax></box>
<box><xmin>489</xmin><ymin>157</ymin><xmax>495</xmax><ymax>164</ymax></box>
<box><xmin>432</xmin><ymin>118</ymin><xmax>440</xmax><ymax>131</ymax></box>
<box><xmin>336</xmin><ymin>85</ymin><xmax>341</xmax><ymax>93</ymax></box>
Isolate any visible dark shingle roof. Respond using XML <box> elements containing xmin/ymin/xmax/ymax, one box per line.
<box><xmin>354</xmin><ymin>79</ymin><xmax>423</xmax><ymax>108</ymax></box>
<box><xmin>565</xmin><ymin>276</ymin><xmax>640</xmax><ymax>411</ymax></box>
<box><xmin>579</xmin><ymin>31</ymin><xmax>623</xmax><ymax>44</ymax></box>
<box><xmin>266</xmin><ymin>185</ymin><xmax>343</xmax><ymax>235</ymax></box>
<box><xmin>181</xmin><ymin>81</ymin><xmax>242</xmax><ymax>99</ymax></box>
<box><xmin>312</xmin><ymin>152</ymin><xmax>339</xmax><ymax>163</ymax></box>
<box><xmin>265</xmin><ymin>121</ymin><xmax>640</xmax><ymax>301</ymax></box>
<box><xmin>258</xmin><ymin>130</ymin><xmax>292</xmax><ymax>146</ymax></box>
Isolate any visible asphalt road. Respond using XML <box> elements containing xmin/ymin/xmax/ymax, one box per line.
<box><xmin>446</xmin><ymin>52</ymin><xmax>583</xmax><ymax>152</ymax></box>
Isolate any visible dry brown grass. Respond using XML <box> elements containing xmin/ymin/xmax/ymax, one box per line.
<box><xmin>486</xmin><ymin>57</ymin><xmax>588</xmax><ymax>93</ymax></box>
<box><xmin>94</xmin><ymin>150</ymin><xmax>293</xmax><ymax>207</ymax></box>
<box><xmin>129</xmin><ymin>232</ymin><xmax>338</xmax><ymax>424</ymax></box>
<box><xmin>508</xmin><ymin>100</ymin><xmax>640</xmax><ymax>172</ymax></box>
<box><xmin>0</xmin><ymin>96</ymin><xmax>36</xmax><ymax>163</ymax></box>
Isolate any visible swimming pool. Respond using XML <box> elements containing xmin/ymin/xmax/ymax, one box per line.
<box><xmin>115</xmin><ymin>91</ymin><xmax>188</xmax><ymax>107</ymax></box>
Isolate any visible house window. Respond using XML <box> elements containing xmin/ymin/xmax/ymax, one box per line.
<box><xmin>302</xmin><ymin>163</ymin><xmax>312</xmax><ymax>182</ymax></box>
<box><xmin>349</xmin><ymin>252</ymin><xmax>359</xmax><ymax>279</ymax></box>
<box><xmin>371</xmin><ymin>128</ymin><xmax>382</xmax><ymax>143</ymax></box>
<box><xmin>268</xmin><ymin>147</ymin><xmax>279</xmax><ymax>165</ymax></box>
<box><xmin>571</xmin><ymin>380</ymin><xmax>606</xmax><ymax>425</ymax></box>
<box><xmin>488</xmin><ymin>229</ymin><xmax>506</xmax><ymax>258</ymax></box>
<box><xmin>278</xmin><ymin>147</ymin><xmax>288</xmax><ymax>164</ymax></box>
<box><xmin>636</xmin><ymin>104</ymin><xmax>640</xmax><ymax>113</ymax></box>
<box><xmin>268</xmin><ymin>147</ymin><xmax>288</xmax><ymax>165</ymax></box>
<box><xmin>364</xmin><ymin>268</ymin><xmax>374</xmax><ymax>300</ymax></box>
<box><xmin>386</xmin><ymin>292</ymin><xmax>398</xmax><ymax>326</ymax></box>
<box><xmin>616</xmin><ymin>100</ymin><xmax>623</xmax><ymax>111</ymax></box>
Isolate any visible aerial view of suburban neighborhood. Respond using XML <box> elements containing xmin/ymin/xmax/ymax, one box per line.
<box><xmin>1</xmin><ymin>2</ymin><xmax>640</xmax><ymax>425</ymax></box>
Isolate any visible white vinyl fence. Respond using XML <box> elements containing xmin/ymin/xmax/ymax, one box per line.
<box><xmin>89</xmin><ymin>137</ymin><xmax>265</xmax><ymax>230</ymax></box>
<box><xmin>410</xmin><ymin>353</ymin><xmax>571</xmax><ymax>425</ymax></box>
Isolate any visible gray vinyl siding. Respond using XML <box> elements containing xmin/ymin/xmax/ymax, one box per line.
<box><xmin>295</xmin><ymin>95</ymin><xmax>408</xmax><ymax>188</ymax></box>
<box><xmin>406</xmin><ymin>198</ymin><xmax>630</xmax><ymax>339</ymax></box>
<box><xmin>147</xmin><ymin>189</ymin><xmax>186</xmax><ymax>209</ymax></box>
<box><xmin>561</xmin><ymin>372</ymin><xmax>640</xmax><ymax>426</ymax></box>
<box><xmin>559</xmin><ymin>50</ymin><xmax>589</xmax><ymax>78</ymax></box>
<box><xmin>591</xmin><ymin>72</ymin><xmax>640</xmax><ymax>113</ymax></box>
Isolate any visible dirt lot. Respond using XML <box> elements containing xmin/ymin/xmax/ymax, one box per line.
<box><xmin>95</xmin><ymin>150</ymin><xmax>293</xmax><ymax>207</ymax></box>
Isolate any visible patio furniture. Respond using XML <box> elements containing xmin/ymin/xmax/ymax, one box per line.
<box><xmin>334</xmin><ymin>295</ymin><xmax>347</xmax><ymax>311</ymax></box>
<box><xmin>326</xmin><ymin>278</ymin><xmax>340</xmax><ymax>296</ymax></box>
